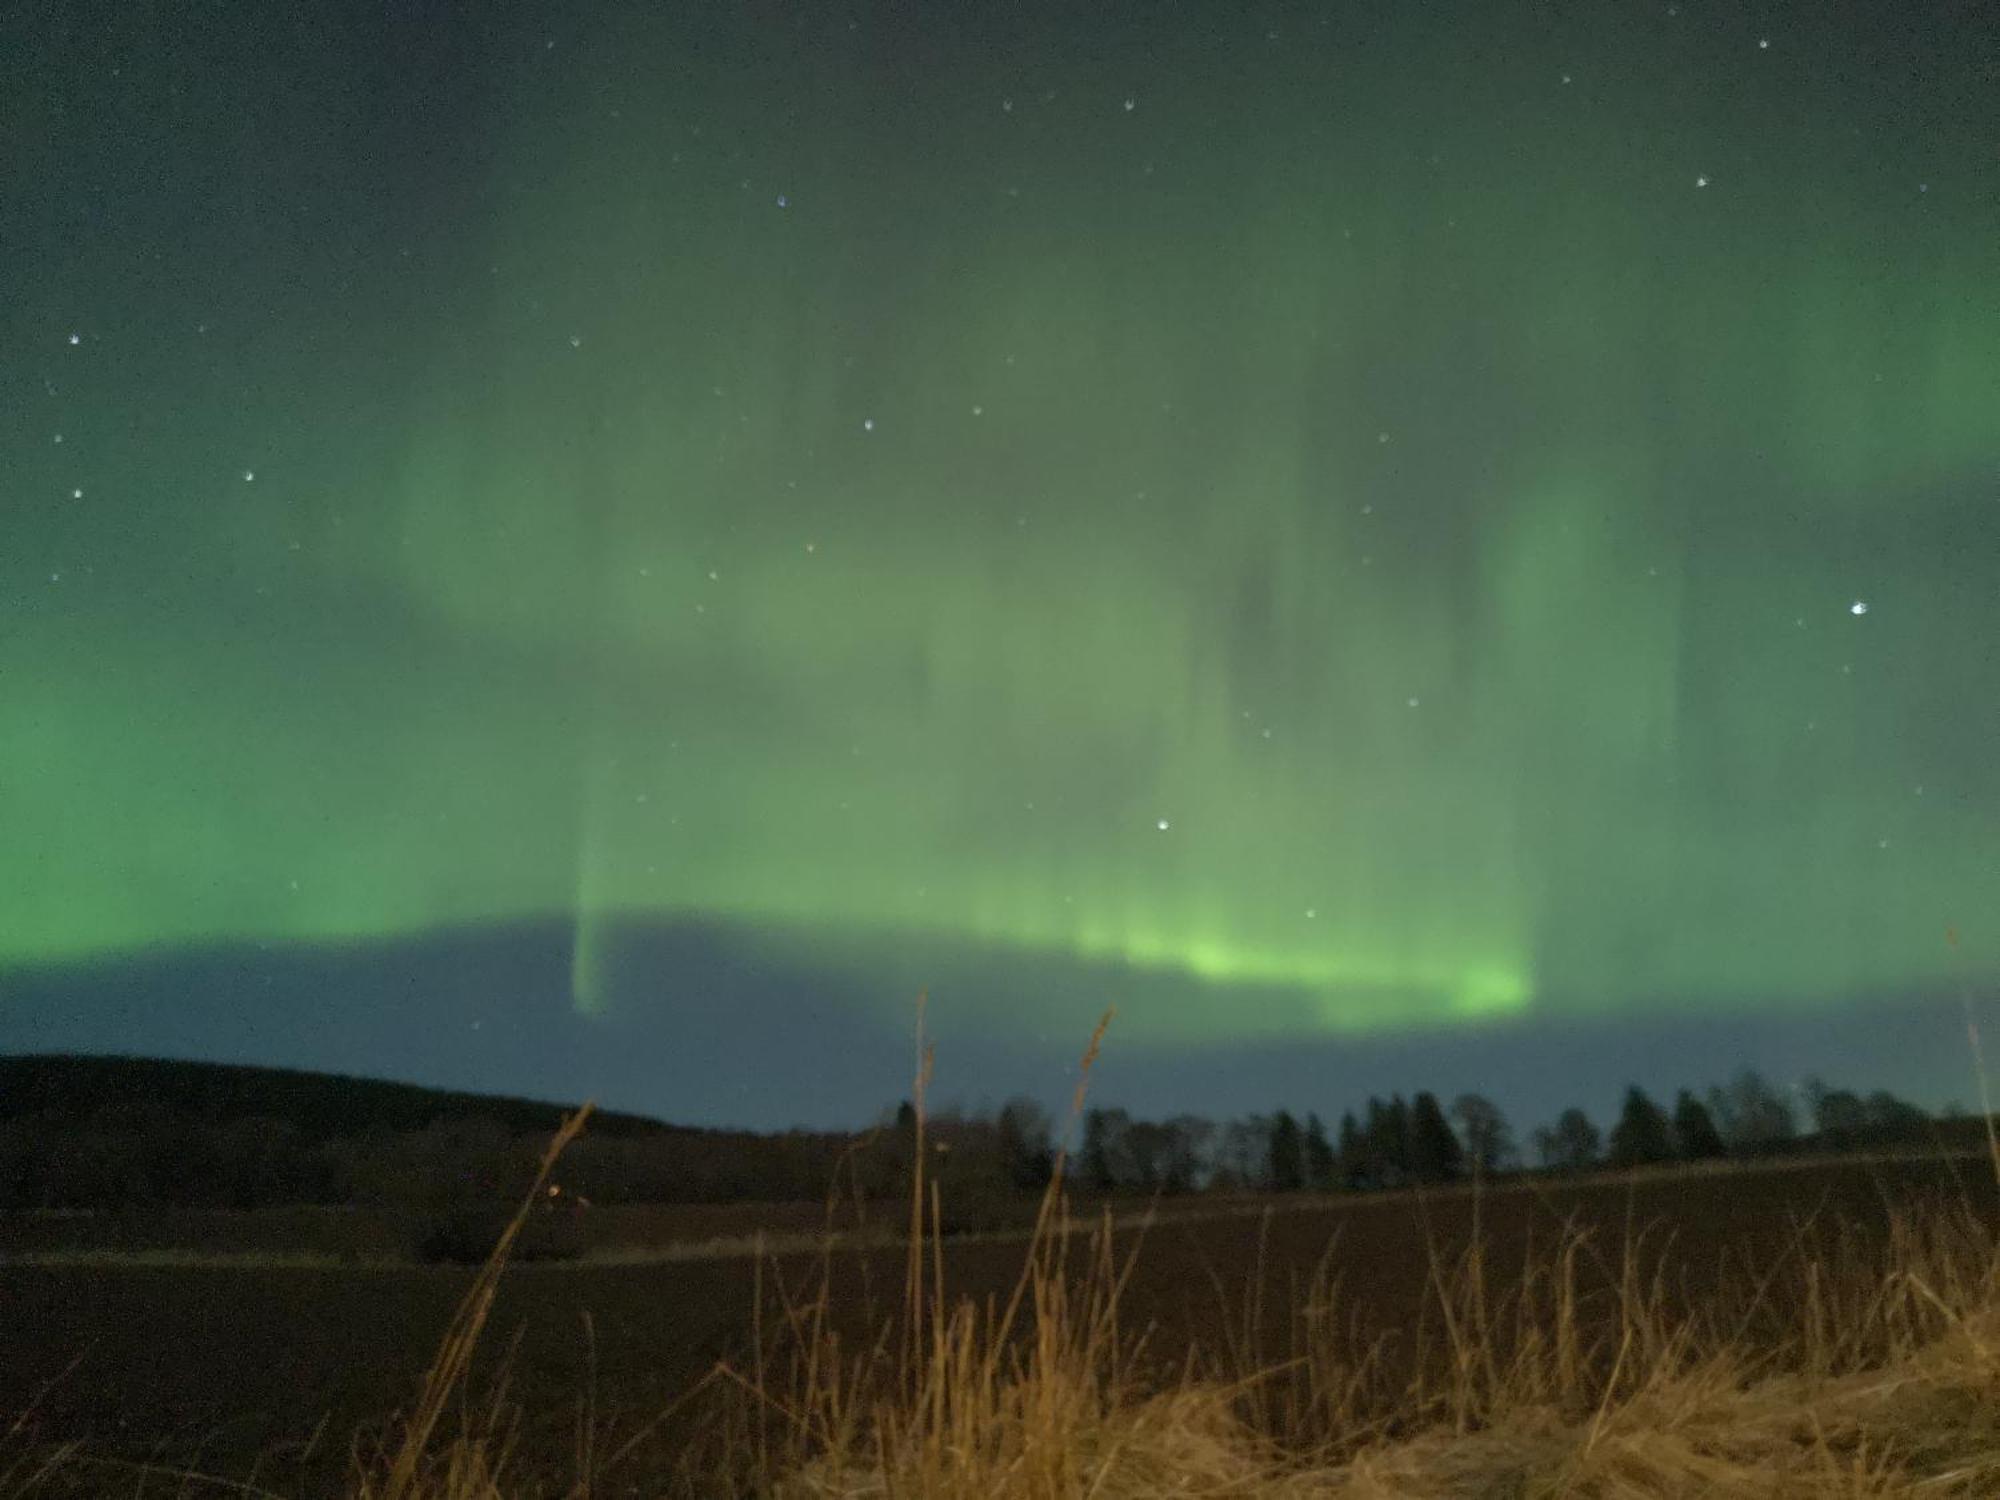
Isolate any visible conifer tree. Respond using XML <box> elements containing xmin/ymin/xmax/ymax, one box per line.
<box><xmin>1408</xmin><ymin>1091</ymin><xmax>1464</xmax><ymax>1183</ymax></box>
<box><xmin>1608</xmin><ymin>1086</ymin><xmax>1674</xmax><ymax>1167</ymax></box>
<box><xmin>1303</xmin><ymin>1111</ymin><xmax>1336</xmax><ymax>1189</ymax></box>
<box><xmin>1671</xmin><ymin>1089</ymin><xmax>1727</xmax><ymax>1160</ymax></box>
<box><xmin>1267</xmin><ymin>1109</ymin><xmax>1306</xmax><ymax>1192</ymax></box>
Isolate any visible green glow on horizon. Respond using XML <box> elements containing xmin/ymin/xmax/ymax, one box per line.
<box><xmin>4</xmin><ymin>2</ymin><xmax>1997</xmax><ymax>1041</ymax></box>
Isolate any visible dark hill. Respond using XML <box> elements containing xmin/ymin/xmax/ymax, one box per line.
<box><xmin>0</xmin><ymin>1054</ymin><xmax>682</xmax><ymax>1142</ymax></box>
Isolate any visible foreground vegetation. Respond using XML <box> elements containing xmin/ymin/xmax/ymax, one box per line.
<box><xmin>10</xmin><ymin>1016</ymin><xmax>2000</xmax><ymax>1497</ymax></box>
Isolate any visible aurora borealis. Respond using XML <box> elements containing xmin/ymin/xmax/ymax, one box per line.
<box><xmin>4</xmin><ymin>1</ymin><xmax>1997</xmax><ymax>1123</ymax></box>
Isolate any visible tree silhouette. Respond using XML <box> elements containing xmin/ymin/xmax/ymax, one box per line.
<box><xmin>1384</xmin><ymin>1096</ymin><xmax>1416</xmax><ymax>1184</ymax></box>
<box><xmin>1408</xmin><ymin>1092</ymin><xmax>1463</xmax><ymax>1183</ymax></box>
<box><xmin>1216</xmin><ymin>1115</ymin><xmax>1272</xmax><ymax>1189</ymax></box>
<box><xmin>1080</xmin><ymin>1107</ymin><xmax>1120</xmax><ymax>1191</ymax></box>
<box><xmin>1706</xmin><ymin>1070</ymin><xmax>1797</xmax><ymax>1152</ymax></box>
<box><xmin>994</xmin><ymin>1097</ymin><xmax>1055</xmax><ymax>1190</ymax></box>
<box><xmin>1534</xmin><ymin>1108</ymin><xmax>1601</xmax><ymax>1172</ymax></box>
<box><xmin>1159</xmin><ymin>1115</ymin><xmax>1215</xmax><ymax>1193</ymax></box>
<box><xmin>1122</xmin><ymin>1119</ymin><xmax>1175</xmax><ymax>1191</ymax></box>
<box><xmin>1608</xmin><ymin>1086</ymin><xmax>1674</xmax><ymax>1167</ymax></box>
<box><xmin>1449</xmin><ymin>1093</ymin><xmax>1513</xmax><ymax>1174</ymax></box>
<box><xmin>1303</xmin><ymin>1112</ymin><xmax>1336</xmax><ymax>1189</ymax></box>
<box><xmin>1268</xmin><ymin>1109</ymin><xmax>1306</xmax><ymax>1192</ymax></box>
<box><xmin>1862</xmin><ymin>1090</ymin><xmax>1928</xmax><ymax>1137</ymax></box>
<box><xmin>1336</xmin><ymin>1110</ymin><xmax>1365</xmax><ymax>1189</ymax></box>
<box><xmin>1802</xmin><ymin>1077</ymin><xmax>1873</xmax><ymax>1146</ymax></box>
<box><xmin>1671</xmin><ymin>1089</ymin><xmax>1727</xmax><ymax>1160</ymax></box>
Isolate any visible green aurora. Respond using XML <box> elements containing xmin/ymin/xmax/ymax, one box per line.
<box><xmin>4</xmin><ymin>2</ymin><xmax>1996</xmax><ymax>1040</ymax></box>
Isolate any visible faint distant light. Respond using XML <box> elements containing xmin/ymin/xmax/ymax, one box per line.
<box><xmin>569</xmin><ymin>334</ymin><xmax>582</xmax><ymax>348</ymax></box>
<box><xmin>1849</xmin><ymin>600</ymin><xmax>1868</xmax><ymax>615</ymax></box>
<box><xmin>776</xmin><ymin>194</ymin><xmax>788</xmax><ymax>208</ymax></box>
<box><xmin>1123</xmin><ymin>97</ymin><xmax>1136</xmax><ymax>111</ymax></box>
<box><xmin>67</xmin><ymin>332</ymin><xmax>80</xmax><ymax>345</ymax></box>
<box><xmin>243</xmin><ymin>469</ymin><xmax>256</xmax><ymax>482</ymax></box>
<box><xmin>862</xmin><ymin>417</ymin><xmax>874</xmax><ymax>431</ymax></box>
<box><xmin>1695</xmin><ymin>174</ymin><xmax>1710</xmax><ymax>187</ymax></box>
<box><xmin>1156</xmin><ymin>818</ymin><xmax>1170</xmax><ymax>831</ymax></box>
<box><xmin>71</xmin><ymin>487</ymin><xmax>82</xmax><ymax>499</ymax></box>
<box><xmin>1407</xmin><ymin>696</ymin><xmax>1421</xmax><ymax>708</ymax></box>
<box><xmin>1758</xmin><ymin>37</ymin><xmax>1770</xmax><ymax>48</ymax></box>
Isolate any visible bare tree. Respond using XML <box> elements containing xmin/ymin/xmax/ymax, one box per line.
<box><xmin>1705</xmin><ymin>1070</ymin><xmax>1796</xmax><ymax>1152</ymax></box>
<box><xmin>1449</xmin><ymin>1093</ymin><xmax>1513</xmax><ymax>1174</ymax></box>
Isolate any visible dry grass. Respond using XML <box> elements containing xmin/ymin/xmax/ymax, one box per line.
<box><xmin>659</xmin><ymin>1013</ymin><xmax>2000</xmax><ymax>1498</ymax></box>
<box><xmin>10</xmin><ymin>1017</ymin><xmax>2000</xmax><ymax>1498</ymax></box>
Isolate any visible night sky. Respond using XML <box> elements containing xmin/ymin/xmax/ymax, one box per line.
<box><xmin>4</xmin><ymin>1</ymin><xmax>1996</xmax><ymax>1131</ymax></box>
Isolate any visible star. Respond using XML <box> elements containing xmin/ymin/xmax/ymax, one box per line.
<box><xmin>1155</xmin><ymin>818</ymin><xmax>1170</xmax><ymax>831</ymax></box>
<box><xmin>1849</xmin><ymin>600</ymin><xmax>1868</xmax><ymax>615</ymax></box>
<box><xmin>1695</xmin><ymin>174</ymin><xmax>1710</xmax><ymax>188</ymax></box>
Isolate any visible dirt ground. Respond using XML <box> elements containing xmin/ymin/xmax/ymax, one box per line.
<box><xmin>4</xmin><ymin>1154</ymin><xmax>1992</xmax><ymax>1497</ymax></box>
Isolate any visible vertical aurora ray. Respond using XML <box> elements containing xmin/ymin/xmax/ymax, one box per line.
<box><xmin>2</xmin><ymin>0</ymin><xmax>1996</xmax><ymax>1044</ymax></box>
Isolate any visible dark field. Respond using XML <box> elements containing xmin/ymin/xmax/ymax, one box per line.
<box><xmin>5</xmin><ymin>1154</ymin><xmax>1993</xmax><ymax>1496</ymax></box>
<box><xmin>0</xmin><ymin>1198</ymin><xmax>873</xmax><ymax>1264</ymax></box>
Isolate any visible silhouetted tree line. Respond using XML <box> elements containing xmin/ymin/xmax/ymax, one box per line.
<box><xmin>1081</xmin><ymin>1092</ymin><xmax>1491</xmax><ymax>1193</ymax></box>
<box><xmin>0</xmin><ymin>1052</ymin><xmax>1954</xmax><ymax>1215</ymax></box>
<box><xmin>1071</xmin><ymin>1073</ymin><xmax>1946</xmax><ymax>1194</ymax></box>
<box><xmin>1527</xmin><ymin>1073</ymin><xmax>1939</xmax><ymax>1174</ymax></box>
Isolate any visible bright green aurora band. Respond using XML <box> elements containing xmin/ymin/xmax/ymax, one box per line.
<box><xmin>5</xmin><ymin>4</ymin><xmax>1996</xmax><ymax>1042</ymax></box>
